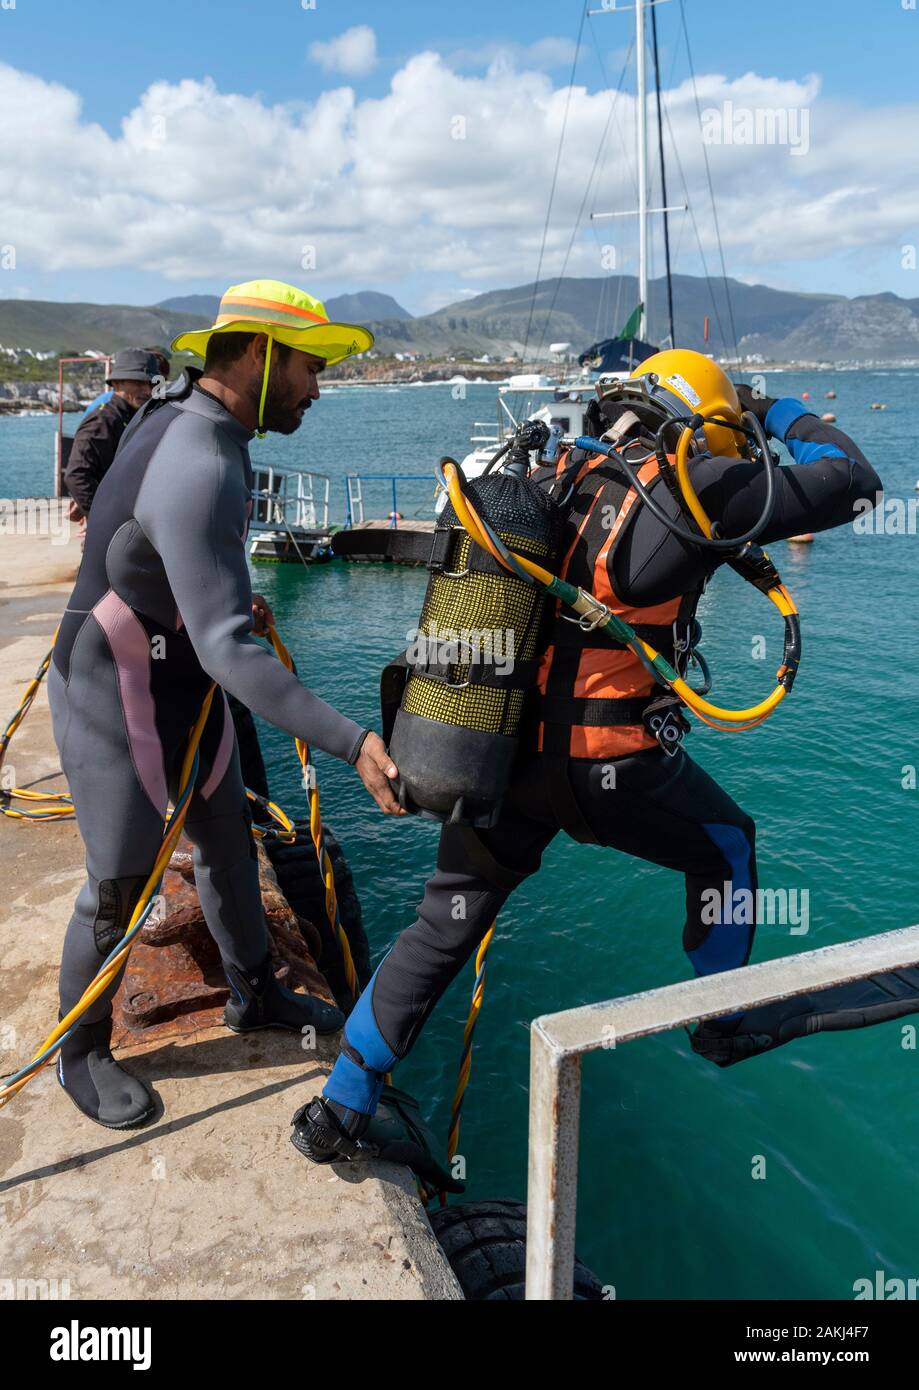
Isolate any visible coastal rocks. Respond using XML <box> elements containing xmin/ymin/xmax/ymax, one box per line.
<box><xmin>0</xmin><ymin>380</ymin><xmax>84</xmax><ymax>414</ymax></box>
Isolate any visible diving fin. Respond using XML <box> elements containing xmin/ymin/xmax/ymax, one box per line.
<box><xmin>692</xmin><ymin>966</ymin><xmax>919</xmax><ymax>1067</ymax></box>
<box><xmin>291</xmin><ymin>1085</ymin><xmax>464</xmax><ymax>1194</ymax></box>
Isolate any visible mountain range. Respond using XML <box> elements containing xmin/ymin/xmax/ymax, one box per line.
<box><xmin>1</xmin><ymin>277</ymin><xmax>918</xmax><ymax>364</ymax></box>
<box><xmin>156</xmin><ymin>290</ymin><xmax>414</xmax><ymax>324</ymax></box>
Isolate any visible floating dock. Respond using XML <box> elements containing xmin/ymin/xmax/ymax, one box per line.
<box><xmin>332</xmin><ymin>519</ymin><xmax>436</xmax><ymax>564</ymax></box>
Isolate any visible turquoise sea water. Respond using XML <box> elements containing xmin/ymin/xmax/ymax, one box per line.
<box><xmin>2</xmin><ymin>371</ymin><xmax>917</xmax><ymax>1299</ymax></box>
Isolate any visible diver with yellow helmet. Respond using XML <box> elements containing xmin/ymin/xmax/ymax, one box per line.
<box><xmin>293</xmin><ymin>347</ymin><xmax>918</xmax><ymax>1169</ymax></box>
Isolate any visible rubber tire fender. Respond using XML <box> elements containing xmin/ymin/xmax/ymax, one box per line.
<box><xmin>428</xmin><ymin>1199</ymin><xmax>606</xmax><ymax>1301</ymax></box>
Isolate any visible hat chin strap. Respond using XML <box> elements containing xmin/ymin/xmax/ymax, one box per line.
<box><xmin>256</xmin><ymin>334</ymin><xmax>273</xmax><ymax>438</ymax></box>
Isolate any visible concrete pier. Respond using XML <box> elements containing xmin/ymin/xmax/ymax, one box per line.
<box><xmin>0</xmin><ymin>508</ymin><xmax>462</xmax><ymax>1301</ymax></box>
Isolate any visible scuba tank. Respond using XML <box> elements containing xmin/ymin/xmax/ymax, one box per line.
<box><xmin>384</xmin><ymin>421</ymin><xmax>562</xmax><ymax>827</ymax></box>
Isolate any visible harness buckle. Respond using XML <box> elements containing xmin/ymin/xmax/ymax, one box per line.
<box><xmin>643</xmin><ymin>695</ymin><xmax>690</xmax><ymax>758</ymax></box>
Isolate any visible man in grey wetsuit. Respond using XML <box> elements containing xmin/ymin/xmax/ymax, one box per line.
<box><xmin>50</xmin><ymin>280</ymin><xmax>403</xmax><ymax>1129</ymax></box>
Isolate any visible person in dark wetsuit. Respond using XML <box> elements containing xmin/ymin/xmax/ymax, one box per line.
<box><xmin>50</xmin><ymin>280</ymin><xmax>404</xmax><ymax>1129</ymax></box>
<box><xmin>292</xmin><ymin>349</ymin><xmax>916</xmax><ymax>1170</ymax></box>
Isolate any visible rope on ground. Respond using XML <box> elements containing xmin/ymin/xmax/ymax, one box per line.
<box><xmin>0</xmin><ymin>636</ymin><xmax>73</xmax><ymax>822</ymax></box>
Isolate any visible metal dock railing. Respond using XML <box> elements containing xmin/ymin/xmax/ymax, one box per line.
<box><xmin>345</xmin><ymin>472</ymin><xmax>435</xmax><ymax>528</ymax></box>
<box><xmin>525</xmin><ymin>923</ymin><xmax>919</xmax><ymax>1300</ymax></box>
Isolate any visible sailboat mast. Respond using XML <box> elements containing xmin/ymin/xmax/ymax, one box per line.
<box><xmin>635</xmin><ymin>0</ymin><xmax>649</xmax><ymax>341</ymax></box>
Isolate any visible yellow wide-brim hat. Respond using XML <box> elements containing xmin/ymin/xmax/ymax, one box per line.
<box><xmin>171</xmin><ymin>278</ymin><xmax>374</xmax><ymax>365</ymax></box>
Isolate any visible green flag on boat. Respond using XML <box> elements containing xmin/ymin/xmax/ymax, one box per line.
<box><xmin>619</xmin><ymin>304</ymin><xmax>644</xmax><ymax>340</ymax></box>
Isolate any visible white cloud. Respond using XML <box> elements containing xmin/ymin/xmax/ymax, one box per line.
<box><xmin>0</xmin><ymin>55</ymin><xmax>917</xmax><ymax>298</ymax></box>
<box><xmin>308</xmin><ymin>25</ymin><xmax>377</xmax><ymax>78</ymax></box>
<box><xmin>448</xmin><ymin>37</ymin><xmax>578</xmax><ymax>72</ymax></box>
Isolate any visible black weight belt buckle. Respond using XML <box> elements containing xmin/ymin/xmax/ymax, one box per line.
<box><xmin>642</xmin><ymin>695</ymin><xmax>689</xmax><ymax>758</ymax></box>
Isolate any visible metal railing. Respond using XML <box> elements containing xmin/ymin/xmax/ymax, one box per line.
<box><xmin>525</xmin><ymin>923</ymin><xmax>919</xmax><ymax>1300</ymax></box>
<box><xmin>54</xmin><ymin>354</ymin><xmax>112</xmax><ymax>498</ymax></box>
<box><xmin>345</xmin><ymin>473</ymin><xmax>434</xmax><ymax>528</ymax></box>
<box><xmin>250</xmin><ymin>466</ymin><xmax>330</xmax><ymax>531</ymax></box>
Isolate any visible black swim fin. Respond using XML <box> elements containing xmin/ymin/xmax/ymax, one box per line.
<box><xmin>691</xmin><ymin>966</ymin><xmax>919</xmax><ymax>1067</ymax></box>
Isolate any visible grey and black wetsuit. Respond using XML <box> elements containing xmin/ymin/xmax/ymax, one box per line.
<box><xmin>51</xmin><ymin>370</ymin><xmax>365</xmax><ymax>1022</ymax></box>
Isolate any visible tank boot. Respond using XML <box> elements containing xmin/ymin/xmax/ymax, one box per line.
<box><xmin>224</xmin><ymin>956</ymin><xmax>344</xmax><ymax>1036</ymax></box>
<box><xmin>57</xmin><ymin>1015</ymin><xmax>156</xmax><ymax>1130</ymax></box>
<box><xmin>290</xmin><ymin>1086</ymin><xmax>465</xmax><ymax>1194</ymax></box>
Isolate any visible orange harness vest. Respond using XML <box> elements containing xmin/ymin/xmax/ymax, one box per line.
<box><xmin>532</xmin><ymin>445</ymin><xmax>698</xmax><ymax>760</ymax></box>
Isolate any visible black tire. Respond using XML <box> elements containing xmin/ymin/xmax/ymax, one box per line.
<box><xmin>265</xmin><ymin>820</ymin><xmax>371</xmax><ymax>1007</ymax></box>
<box><xmin>428</xmin><ymin>1199</ymin><xmax>606</xmax><ymax>1301</ymax></box>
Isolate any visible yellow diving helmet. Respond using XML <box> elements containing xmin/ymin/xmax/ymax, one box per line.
<box><xmin>629</xmin><ymin>349</ymin><xmax>743</xmax><ymax>459</ymax></box>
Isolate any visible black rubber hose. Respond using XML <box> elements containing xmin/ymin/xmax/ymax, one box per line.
<box><xmin>578</xmin><ymin>411</ymin><xmax>776</xmax><ymax>552</ymax></box>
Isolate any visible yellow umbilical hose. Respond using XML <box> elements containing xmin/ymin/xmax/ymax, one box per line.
<box><xmin>266</xmin><ymin>625</ymin><xmax>358</xmax><ymax>1002</ymax></box>
<box><xmin>446</xmin><ymin>925</ymin><xmax>495</xmax><ymax>1165</ymax></box>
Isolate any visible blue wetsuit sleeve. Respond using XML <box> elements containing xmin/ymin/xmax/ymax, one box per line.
<box><xmin>766</xmin><ymin>398</ymin><xmax>855</xmax><ymax>465</ymax></box>
<box><xmin>135</xmin><ymin>426</ymin><xmax>367</xmax><ymax>763</ymax></box>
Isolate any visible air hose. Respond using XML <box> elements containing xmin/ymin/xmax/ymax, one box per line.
<box><xmin>265</xmin><ymin>624</ymin><xmax>358</xmax><ymax>1001</ymax></box>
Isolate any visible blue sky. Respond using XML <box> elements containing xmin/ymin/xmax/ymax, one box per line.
<box><xmin>1</xmin><ymin>0</ymin><xmax>917</xmax><ymax>313</ymax></box>
<box><xmin>3</xmin><ymin>0</ymin><xmax>914</xmax><ymax>122</ymax></box>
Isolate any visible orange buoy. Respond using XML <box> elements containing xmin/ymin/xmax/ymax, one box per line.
<box><xmin>802</xmin><ymin>391</ymin><xmax>810</xmax><ymax>400</ymax></box>
<box><xmin>789</xmin><ymin>533</ymin><xmax>815</xmax><ymax>544</ymax></box>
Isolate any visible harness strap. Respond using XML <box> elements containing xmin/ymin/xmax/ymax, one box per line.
<box><xmin>536</xmin><ymin>694</ymin><xmax>655</xmax><ymax>727</ymax></box>
<box><xmin>542</xmin><ymin>754</ymin><xmax>601</xmax><ymax>846</ymax></box>
<box><xmin>405</xmin><ymin>654</ymin><xmax>539</xmax><ymax>689</ymax></box>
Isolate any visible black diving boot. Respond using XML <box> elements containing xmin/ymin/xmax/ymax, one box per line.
<box><xmin>291</xmin><ymin>1089</ymin><xmax>465</xmax><ymax>1193</ymax></box>
<box><xmin>224</xmin><ymin>957</ymin><xmax>345</xmax><ymax>1036</ymax></box>
<box><xmin>290</xmin><ymin>1096</ymin><xmax>370</xmax><ymax>1164</ymax></box>
<box><xmin>57</xmin><ymin>1015</ymin><xmax>156</xmax><ymax>1130</ymax></box>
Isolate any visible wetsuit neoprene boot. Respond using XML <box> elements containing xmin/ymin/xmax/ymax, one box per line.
<box><xmin>223</xmin><ymin>956</ymin><xmax>344</xmax><ymax>1036</ymax></box>
<box><xmin>291</xmin><ymin>1088</ymin><xmax>465</xmax><ymax>1193</ymax></box>
<box><xmin>291</xmin><ymin>1096</ymin><xmax>371</xmax><ymax>1161</ymax></box>
<box><xmin>57</xmin><ymin>1015</ymin><xmax>156</xmax><ymax>1130</ymax></box>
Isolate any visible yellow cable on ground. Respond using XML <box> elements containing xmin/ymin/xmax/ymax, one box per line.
<box><xmin>0</xmin><ymin>636</ymin><xmax>74</xmax><ymax>821</ymax></box>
